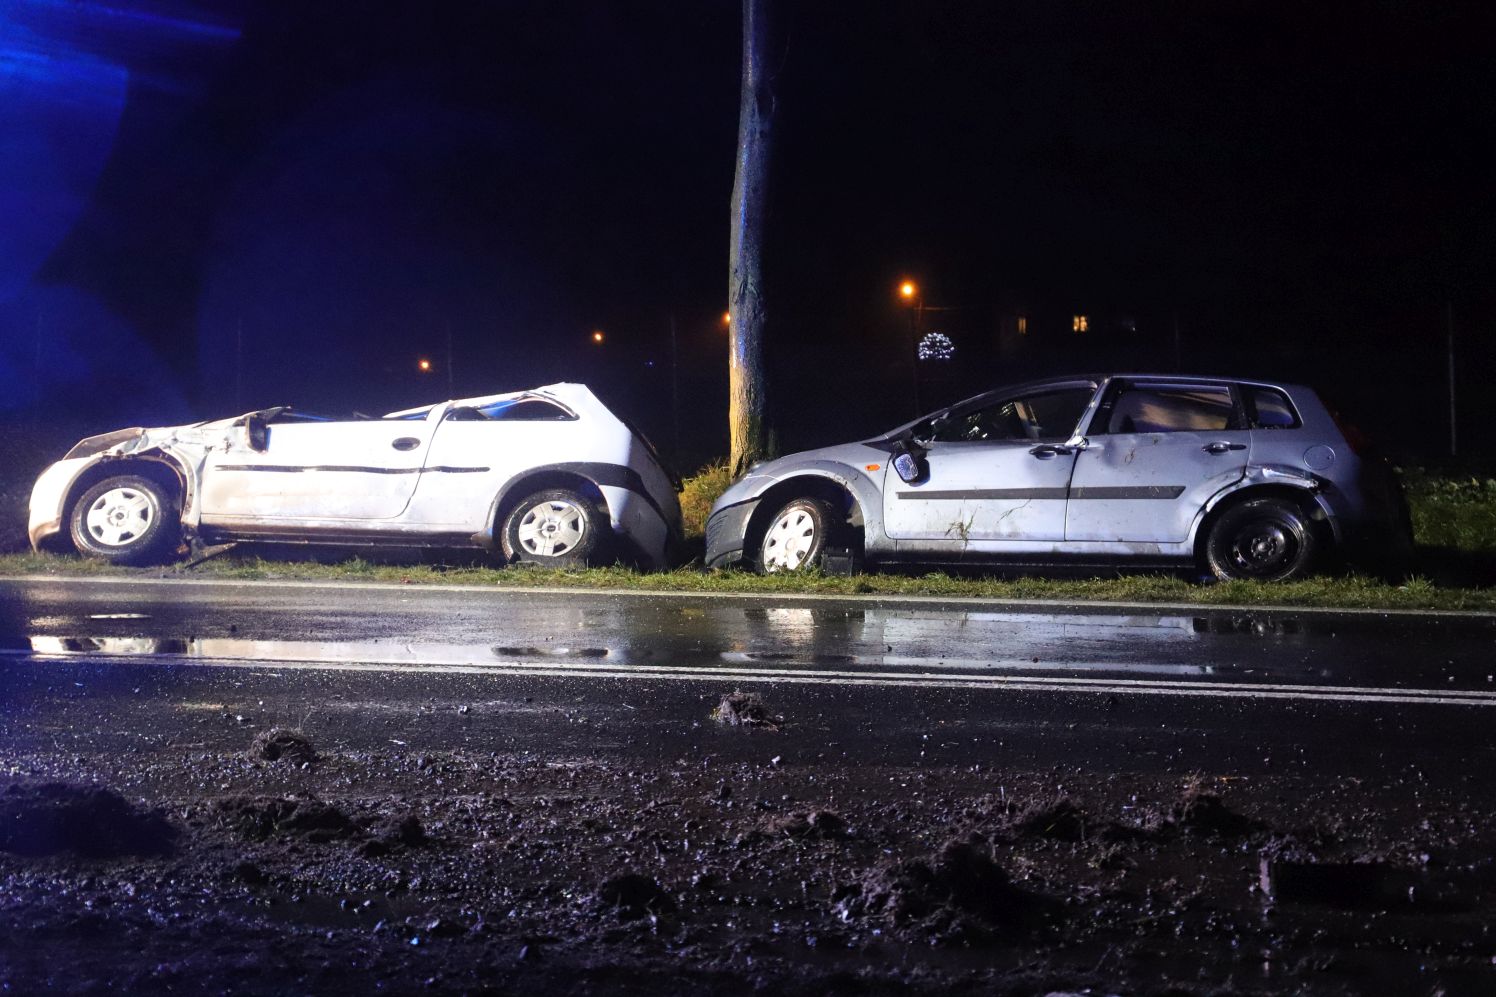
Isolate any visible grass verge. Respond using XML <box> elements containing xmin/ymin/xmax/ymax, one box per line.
<box><xmin>0</xmin><ymin>551</ymin><xmax>1492</xmax><ymax>613</ymax></box>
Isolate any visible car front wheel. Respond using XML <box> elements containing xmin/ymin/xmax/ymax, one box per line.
<box><xmin>69</xmin><ymin>475</ymin><xmax>181</xmax><ymax>565</ymax></box>
<box><xmin>757</xmin><ymin>497</ymin><xmax>836</xmax><ymax>574</ymax></box>
<box><xmin>1204</xmin><ymin>497</ymin><xmax>1319</xmax><ymax>582</ymax></box>
<box><xmin>502</xmin><ymin>489</ymin><xmax>600</xmax><ymax>567</ymax></box>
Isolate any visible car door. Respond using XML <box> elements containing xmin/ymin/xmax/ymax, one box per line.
<box><xmin>881</xmin><ymin>384</ymin><xmax>1096</xmax><ymax>542</ymax></box>
<box><xmin>1064</xmin><ymin>379</ymin><xmax>1250</xmax><ymax>543</ymax></box>
<box><xmin>400</xmin><ymin>396</ymin><xmax>582</xmax><ymax>529</ymax></box>
<box><xmin>198</xmin><ymin>409</ymin><xmax>441</xmax><ymax>522</ymax></box>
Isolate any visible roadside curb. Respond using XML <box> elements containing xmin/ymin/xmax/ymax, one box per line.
<box><xmin>2</xmin><ymin>573</ymin><xmax>1493</xmax><ymax>622</ymax></box>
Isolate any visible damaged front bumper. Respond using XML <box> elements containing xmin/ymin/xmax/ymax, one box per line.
<box><xmin>704</xmin><ymin>497</ymin><xmax>759</xmax><ymax>569</ymax></box>
<box><xmin>28</xmin><ymin>457</ymin><xmax>91</xmax><ymax>551</ymax></box>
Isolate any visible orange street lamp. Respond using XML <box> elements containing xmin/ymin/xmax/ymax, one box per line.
<box><xmin>721</xmin><ymin>310</ymin><xmax>731</xmax><ymax>327</ymax></box>
<box><xmin>417</xmin><ymin>358</ymin><xmax>433</xmax><ymax>372</ymax></box>
<box><xmin>899</xmin><ymin>280</ymin><xmax>917</xmax><ymax>301</ymax></box>
<box><xmin>591</xmin><ymin>330</ymin><xmax>605</xmax><ymax>344</ymax></box>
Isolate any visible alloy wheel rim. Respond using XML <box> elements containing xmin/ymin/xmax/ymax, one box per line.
<box><xmin>85</xmin><ymin>487</ymin><xmax>154</xmax><ymax>547</ymax></box>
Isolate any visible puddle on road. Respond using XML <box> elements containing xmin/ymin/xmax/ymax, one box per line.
<box><xmin>8</xmin><ymin>604</ymin><xmax>1495</xmax><ymax>692</ymax></box>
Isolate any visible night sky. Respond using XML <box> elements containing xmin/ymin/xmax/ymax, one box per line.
<box><xmin>3</xmin><ymin>1</ymin><xmax>1494</xmax><ymax>463</ymax></box>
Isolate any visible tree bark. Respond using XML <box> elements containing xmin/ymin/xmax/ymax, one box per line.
<box><xmin>727</xmin><ymin>0</ymin><xmax>776</xmax><ymax>477</ymax></box>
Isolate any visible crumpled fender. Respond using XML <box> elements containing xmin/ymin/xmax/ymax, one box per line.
<box><xmin>734</xmin><ymin>459</ymin><xmax>887</xmax><ymax>540</ymax></box>
<box><xmin>81</xmin><ymin>433</ymin><xmax>206</xmax><ymax>527</ymax></box>
<box><xmin>1187</xmin><ymin>463</ymin><xmax>1338</xmax><ymax>548</ymax></box>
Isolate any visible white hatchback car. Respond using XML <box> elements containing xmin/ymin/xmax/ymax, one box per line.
<box><xmin>29</xmin><ymin>383</ymin><xmax>682</xmax><ymax>568</ymax></box>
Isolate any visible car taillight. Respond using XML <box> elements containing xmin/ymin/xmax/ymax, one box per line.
<box><xmin>1326</xmin><ymin>407</ymin><xmax>1371</xmax><ymax>457</ymax></box>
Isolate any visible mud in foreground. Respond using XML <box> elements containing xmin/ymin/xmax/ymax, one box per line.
<box><xmin>2</xmin><ymin>739</ymin><xmax>1495</xmax><ymax>996</ymax></box>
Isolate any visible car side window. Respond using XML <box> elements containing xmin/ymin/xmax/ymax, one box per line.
<box><xmin>479</xmin><ymin>398</ymin><xmax>574</xmax><ymax>421</ymax></box>
<box><xmin>932</xmin><ymin>388</ymin><xmax>1093</xmax><ymax>442</ymax></box>
<box><xmin>1246</xmin><ymin>386</ymin><xmax>1300</xmax><ymax>429</ymax></box>
<box><xmin>1100</xmin><ymin>383</ymin><xmax>1237</xmax><ymax>434</ymax></box>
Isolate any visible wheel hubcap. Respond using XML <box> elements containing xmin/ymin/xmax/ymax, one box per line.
<box><xmin>762</xmin><ymin>509</ymin><xmax>816</xmax><ymax>572</ymax></box>
<box><xmin>85</xmin><ymin>488</ymin><xmax>154</xmax><ymax>547</ymax></box>
<box><xmin>516</xmin><ymin>500</ymin><xmax>586</xmax><ymax>557</ymax></box>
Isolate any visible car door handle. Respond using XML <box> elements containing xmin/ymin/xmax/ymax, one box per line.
<box><xmin>1201</xmin><ymin>441</ymin><xmax>1246</xmax><ymax>454</ymax></box>
<box><xmin>1029</xmin><ymin>444</ymin><xmax>1073</xmax><ymax>458</ymax></box>
<box><xmin>391</xmin><ymin>437</ymin><xmax>422</xmax><ymax>451</ymax></box>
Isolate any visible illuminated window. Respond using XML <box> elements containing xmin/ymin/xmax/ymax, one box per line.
<box><xmin>1072</xmin><ymin>315</ymin><xmax>1088</xmax><ymax>333</ymax></box>
<box><xmin>1016</xmin><ymin>315</ymin><xmax>1028</xmax><ymax>336</ymax></box>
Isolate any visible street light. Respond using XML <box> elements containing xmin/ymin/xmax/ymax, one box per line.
<box><xmin>417</xmin><ymin>358</ymin><xmax>433</xmax><ymax>372</ymax></box>
<box><xmin>897</xmin><ymin>280</ymin><xmax>923</xmax><ymax>414</ymax></box>
<box><xmin>591</xmin><ymin>330</ymin><xmax>605</xmax><ymax>344</ymax></box>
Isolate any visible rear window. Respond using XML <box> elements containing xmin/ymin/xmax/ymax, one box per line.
<box><xmin>1246</xmin><ymin>386</ymin><xmax>1300</xmax><ymax>429</ymax></box>
<box><xmin>1102</xmin><ymin>383</ymin><xmax>1236</xmax><ymax>433</ymax></box>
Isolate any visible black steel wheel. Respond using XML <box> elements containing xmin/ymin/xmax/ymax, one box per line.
<box><xmin>1204</xmin><ymin>497</ymin><xmax>1319</xmax><ymax>582</ymax></box>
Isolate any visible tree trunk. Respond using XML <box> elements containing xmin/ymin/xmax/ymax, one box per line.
<box><xmin>727</xmin><ymin>0</ymin><xmax>776</xmax><ymax>477</ymax></box>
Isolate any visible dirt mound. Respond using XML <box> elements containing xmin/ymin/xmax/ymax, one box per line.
<box><xmin>1163</xmin><ymin>785</ymin><xmax>1263</xmax><ymax>837</ymax></box>
<box><xmin>712</xmin><ymin>691</ymin><xmax>782</xmax><ymax>730</ymax></box>
<box><xmin>214</xmin><ymin>795</ymin><xmax>357</xmax><ymax>843</ymax></box>
<box><xmin>360</xmin><ymin>814</ymin><xmax>429</xmax><ymax>856</ymax></box>
<box><xmin>597</xmin><ymin>873</ymin><xmax>676</xmax><ymax>920</ymax></box>
<box><xmin>834</xmin><ymin>838</ymin><xmax>1050</xmax><ymax>943</ymax></box>
<box><xmin>248</xmin><ymin>728</ymin><xmax>318</xmax><ymax>765</ymax></box>
<box><xmin>1012</xmin><ymin>798</ymin><xmax>1088</xmax><ymax>842</ymax></box>
<box><xmin>771</xmin><ymin>809</ymin><xmax>849</xmax><ymax>840</ymax></box>
<box><xmin>0</xmin><ymin>783</ymin><xmax>176</xmax><ymax>858</ymax></box>
<box><xmin>743</xmin><ymin>809</ymin><xmax>850</xmax><ymax>845</ymax></box>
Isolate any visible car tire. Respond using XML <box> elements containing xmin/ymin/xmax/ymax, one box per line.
<box><xmin>501</xmin><ymin>489</ymin><xmax>600</xmax><ymax>567</ymax></box>
<box><xmin>69</xmin><ymin>475</ymin><xmax>181</xmax><ymax>565</ymax></box>
<box><xmin>757</xmin><ymin>497</ymin><xmax>837</xmax><ymax>574</ymax></box>
<box><xmin>1204</xmin><ymin>497</ymin><xmax>1319</xmax><ymax>582</ymax></box>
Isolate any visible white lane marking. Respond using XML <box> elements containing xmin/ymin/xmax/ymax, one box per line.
<box><xmin>8</xmin><ymin>648</ymin><xmax>1496</xmax><ymax>709</ymax></box>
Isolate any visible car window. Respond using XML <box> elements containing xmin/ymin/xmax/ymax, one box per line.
<box><xmin>1102</xmin><ymin>383</ymin><xmax>1236</xmax><ymax>434</ymax></box>
<box><xmin>1246</xmin><ymin>386</ymin><xmax>1299</xmax><ymax>429</ymax></box>
<box><xmin>477</xmin><ymin>398</ymin><xmax>574</xmax><ymax>421</ymax></box>
<box><xmin>932</xmin><ymin>387</ymin><xmax>1093</xmax><ymax>442</ymax></box>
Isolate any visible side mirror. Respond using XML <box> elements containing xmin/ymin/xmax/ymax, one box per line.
<box><xmin>892</xmin><ymin>440</ymin><xmax>929</xmax><ymax>484</ymax></box>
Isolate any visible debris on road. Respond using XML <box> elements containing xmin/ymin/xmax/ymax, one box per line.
<box><xmin>248</xmin><ymin>728</ymin><xmax>318</xmax><ymax>765</ymax></box>
<box><xmin>711</xmin><ymin>690</ymin><xmax>782</xmax><ymax>730</ymax></box>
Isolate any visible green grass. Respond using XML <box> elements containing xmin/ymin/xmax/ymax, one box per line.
<box><xmin>1</xmin><ymin>550</ymin><xmax>1492</xmax><ymax>613</ymax></box>
<box><xmin>1402</xmin><ymin>469</ymin><xmax>1496</xmax><ymax>552</ymax></box>
<box><xmin>1</xmin><ymin>465</ymin><xmax>1492</xmax><ymax>614</ymax></box>
<box><xmin>679</xmin><ymin>459</ymin><xmax>733</xmax><ymax>538</ymax></box>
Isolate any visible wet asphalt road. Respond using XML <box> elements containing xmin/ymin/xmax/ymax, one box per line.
<box><xmin>2</xmin><ymin>576</ymin><xmax>1496</xmax><ymax>788</ymax></box>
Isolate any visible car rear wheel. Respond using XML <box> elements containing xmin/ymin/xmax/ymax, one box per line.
<box><xmin>502</xmin><ymin>489</ymin><xmax>600</xmax><ymax>567</ymax></box>
<box><xmin>757</xmin><ymin>497</ymin><xmax>836</xmax><ymax>574</ymax></box>
<box><xmin>69</xmin><ymin>475</ymin><xmax>181</xmax><ymax>565</ymax></box>
<box><xmin>1204</xmin><ymin>497</ymin><xmax>1319</xmax><ymax>582</ymax></box>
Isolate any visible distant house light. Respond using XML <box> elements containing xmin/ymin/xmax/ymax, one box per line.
<box><xmin>1017</xmin><ymin>315</ymin><xmax>1028</xmax><ymax>336</ymax></box>
<box><xmin>1120</xmin><ymin>318</ymin><xmax>1137</xmax><ymax>333</ymax></box>
<box><xmin>1072</xmin><ymin>315</ymin><xmax>1088</xmax><ymax>333</ymax></box>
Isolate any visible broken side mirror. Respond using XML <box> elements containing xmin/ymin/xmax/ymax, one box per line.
<box><xmin>892</xmin><ymin>440</ymin><xmax>928</xmax><ymax>484</ymax></box>
<box><xmin>243</xmin><ymin>415</ymin><xmax>269</xmax><ymax>452</ymax></box>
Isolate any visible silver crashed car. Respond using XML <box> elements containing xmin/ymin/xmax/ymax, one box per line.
<box><xmin>706</xmin><ymin>374</ymin><xmax>1411</xmax><ymax>581</ymax></box>
<box><xmin>30</xmin><ymin>383</ymin><xmax>682</xmax><ymax>569</ymax></box>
